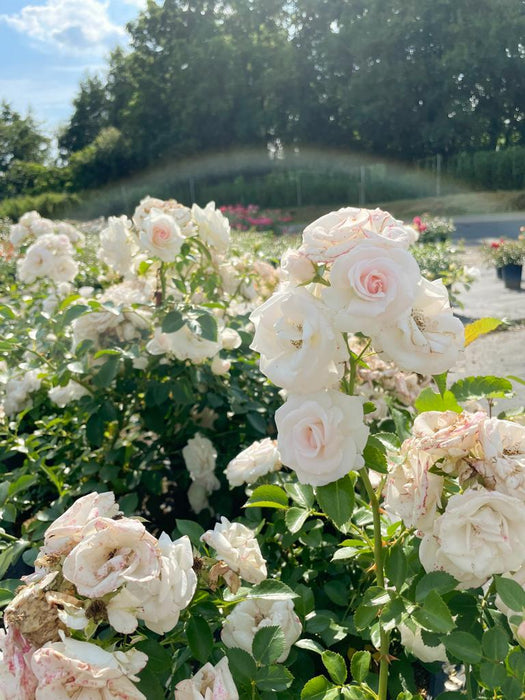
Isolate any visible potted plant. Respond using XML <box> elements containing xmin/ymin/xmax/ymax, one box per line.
<box><xmin>492</xmin><ymin>238</ymin><xmax>525</xmax><ymax>290</ymax></box>
<box><xmin>412</xmin><ymin>213</ymin><xmax>456</xmax><ymax>243</ymax></box>
<box><xmin>482</xmin><ymin>237</ymin><xmax>506</xmax><ymax>278</ymax></box>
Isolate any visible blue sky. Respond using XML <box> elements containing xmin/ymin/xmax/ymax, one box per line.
<box><xmin>0</xmin><ymin>0</ymin><xmax>145</xmax><ymax>135</ymax></box>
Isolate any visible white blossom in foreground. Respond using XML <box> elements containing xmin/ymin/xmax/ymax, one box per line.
<box><xmin>62</xmin><ymin>517</ymin><xmax>161</xmax><ymax>597</ymax></box>
<box><xmin>384</xmin><ymin>441</ymin><xmax>444</xmax><ymax>532</ymax></box>
<box><xmin>221</xmin><ymin>598</ymin><xmax>301</xmax><ymax>663</ymax></box>
<box><xmin>17</xmin><ymin>234</ymin><xmax>78</xmax><ymax>284</ymax></box>
<box><xmin>108</xmin><ymin>534</ymin><xmax>197</xmax><ymax>634</ymax></box>
<box><xmin>225</xmin><ymin>438</ymin><xmax>281</xmax><ymax>487</ymax></box>
<box><xmin>280</xmin><ymin>248</ymin><xmax>316</xmax><ymax>284</ymax></box>
<box><xmin>299</xmin><ymin>206</ymin><xmax>416</xmax><ymax>263</ymax></box>
<box><xmin>174</xmin><ymin>657</ymin><xmax>238</xmax><ymax>700</ymax></box>
<box><xmin>192</xmin><ymin>201</ymin><xmax>231</xmax><ymax>252</ymax></box>
<box><xmin>201</xmin><ymin>517</ymin><xmax>267</xmax><ymax>584</ymax></box>
<box><xmin>39</xmin><ymin>491</ymin><xmax>119</xmax><ymax>559</ymax></box>
<box><xmin>419</xmin><ymin>488</ymin><xmax>525</xmax><ymax>589</ymax></box>
<box><xmin>323</xmin><ymin>241</ymin><xmax>421</xmax><ymax>334</ymax></box>
<box><xmin>0</xmin><ymin>626</ymin><xmax>38</xmax><ymax>699</ymax></box>
<box><xmin>398</xmin><ymin>622</ymin><xmax>447</xmax><ymax>663</ymax></box>
<box><xmin>30</xmin><ymin>635</ymin><xmax>147</xmax><ymax>699</ymax></box>
<box><xmin>139</xmin><ymin>208</ymin><xmax>185</xmax><ymax>262</ymax></box>
<box><xmin>250</xmin><ymin>286</ymin><xmax>348</xmax><ymax>393</ymax></box>
<box><xmin>98</xmin><ymin>215</ymin><xmax>137</xmax><ymax>276</ymax></box>
<box><xmin>182</xmin><ymin>434</ymin><xmax>219</xmax><ymax>488</ymax></box>
<box><xmin>373</xmin><ymin>278</ymin><xmax>464</xmax><ymax>375</ymax></box>
<box><xmin>276</xmin><ymin>390</ymin><xmax>369</xmax><ymax>486</ymax></box>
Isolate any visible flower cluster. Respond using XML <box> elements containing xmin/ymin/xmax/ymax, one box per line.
<box><xmin>9</xmin><ymin>211</ymin><xmax>85</xmax><ymax>250</ymax></box>
<box><xmin>386</xmin><ymin>410</ymin><xmax>525</xmax><ymax>593</ymax></box>
<box><xmin>250</xmin><ymin>206</ymin><xmax>464</xmax><ymax>486</ymax></box>
<box><xmin>412</xmin><ymin>213</ymin><xmax>455</xmax><ymax>243</ymax></box>
<box><xmin>0</xmin><ymin>492</ymin><xmax>197</xmax><ymax>698</ymax></box>
<box><xmin>219</xmin><ymin>204</ymin><xmax>292</xmax><ymax>232</ymax></box>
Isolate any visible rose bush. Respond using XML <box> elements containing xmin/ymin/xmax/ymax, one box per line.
<box><xmin>1</xmin><ymin>203</ymin><xmax>525</xmax><ymax>699</ymax></box>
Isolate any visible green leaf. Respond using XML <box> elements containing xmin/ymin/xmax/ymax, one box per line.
<box><xmin>161</xmin><ymin>310</ymin><xmax>185</xmax><ymax>333</ymax></box>
<box><xmin>414</xmin><ymin>388</ymin><xmax>462</xmax><ymax>413</ymax></box>
<box><xmin>196</xmin><ymin>312</ymin><xmax>218</xmax><ymax>341</ymax></box>
<box><xmin>385</xmin><ymin>545</ymin><xmax>407</xmax><ymax>592</ymax></box>
<box><xmin>247</xmin><ymin>580</ymin><xmax>298</xmax><ymax>600</ymax></box>
<box><xmin>62</xmin><ymin>304</ymin><xmax>89</xmax><ymax>324</ymax></box>
<box><xmin>450</xmin><ymin>375</ymin><xmax>513</xmax><ymax>401</ymax></box>
<box><xmin>0</xmin><ymin>540</ymin><xmax>29</xmax><ymax>578</ymax></box>
<box><xmin>415</xmin><ymin>572</ymin><xmax>457</xmax><ymax>603</ymax></box>
<box><xmin>354</xmin><ymin>603</ymin><xmax>380</xmax><ymax>631</ymax></box>
<box><xmin>135</xmin><ymin>639</ymin><xmax>172</xmax><ymax>682</ymax></box>
<box><xmin>363</xmin><ymin>401</ymin><xmax>376</xmax><ymax>414</ymax></box>
<box><xmin>433</xmin><ymin>372</ymin><xmax>448</xmax><ymax>397</ymax></box>
<box><xmin>295</xmin><ymin>639</ymin><xmax>324</xmax><ymax>655</ymax></box>
<box><xmin>443</xmin><ymin>631</ymin><xmax>482</xmax><ymax>664</ymax></box>
<box><xmin>363</xmin><ymin>438</ymin><xmax>387</xmax><ymax>474</ymax></box>
<box><xmin>350</xmin><ymin>650</ymin><xmax>371</xmax><ymax>683</ymax></box>
<box><xmin>92</xmin><ymin>355</ymin><xmax>120</xmax><ymax>388</ymax></box>
<box><xmin>252</xmin><ymin>625</ymin><xmax>286</xmax><ymax>665</ymax></box>
<box><xmin>175</xmin><ymin>519</ymin><xmax>205</xmax><ymax>548</ymax></box>
<box><xmin>187</xmin><ymin>615</ymin><xmax>213</xmax><ymax>663</ymax></box>
<box><xmin>464</xmin><ymin>317</ymin><xmax>502</xmax><ymax>346</ymax></box>
<box><xmin>412</xmin><ymin>591</ymin><xmax>455</xmax><ymax>634</ymax></box>
<box><xmin>256</xmin><ymin>665</ymin><xmax>294</xmax><ymax>692</ymax></box>
<box><xmin>8</xmin><ymin>474</ymin><xmax>37</xmax><ymax>497</ymax></box>
<box><xmin>285</xmin><ymin>507</ymin><xmax>309</xmax><ymax>533</ymax></box>
<box><xmin>245</xmin><ymin>485</ymin><xmax>289</xmax><ymax>510</ymax></box>
<box><xmin>479</xmin><ymin>661</ymin><xmax>507</xmax><ymax>689</ymax></box>
<box><xmin>501</xmin><ymin>677</ymin><xmax>523</xmax><ymax>700</ymax></box>
<box><xmin>136</xmin><ymin>666</ymin><xmax>166</xmax><ymax>699</ymax></box>
<box><xmin>482</xmin><ymin>627</ymin><xmax>508</xmax><ymax>662</ymax></box>
<box><xmin>226</xmin><ymin>647</ymin><xmax>257</xmax><ymax>687</ymax></box>
<box><xmin>322</xmin><ymin>650</ymin><xmax>347</xmax><ymax>685</ymax></box>
<box><xmin>284</xmin><ymin>483</ymin><xmax>315</xmax><ymax>508</ymax></box>
<box><xmin>494</xmin><ymin>576</ymin><xmax>525</xmax><ymax>613</ymax></box>
<box><xmin>316</xmin><ymin>475</ymin><xmax>355</xmax><ymax>529</ymax></box>
<box><xmin>301</xmin><ymin>676</ymin><xmax>340</xmax><ymax>700</ymax></box>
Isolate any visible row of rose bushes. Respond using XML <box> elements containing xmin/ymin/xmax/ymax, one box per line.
<box><xmin>0</xmin><ymin>202</ymin><xmax>525</xmax><ymax>699</ymax></box>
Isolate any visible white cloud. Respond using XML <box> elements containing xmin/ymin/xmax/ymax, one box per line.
<box><xmin>0</xmin><ymin>0</ymin><xmax>125</xmax><ymax>54</ymax></box>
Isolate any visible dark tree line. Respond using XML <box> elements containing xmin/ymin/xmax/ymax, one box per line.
<box><xmin>2</xmin><ymin>0</ymin><xmax>524</xmax><ymax>198</ymax></box>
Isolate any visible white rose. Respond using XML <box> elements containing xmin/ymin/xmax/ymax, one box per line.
<box><xmin>146</xmin><ymin>325</ymin><xmax>221</xmax><ymax>363</ymax></box>
<box><xmin>188</xmin><ymin>481</ymin><xmax>214</xmax><ymax>514</ymax></box>
<box><xmin>476</xmin><ymin>418</ymin><xmax>525</xmax><ymax>499</ymax></box>
<box><xmin>225</xmin><ymin>438</ymin><xmax>281</xmax><ymax>487</ymax></box>
<box><xmin>40</xmin><ymin>492</ymin><xmax>119</xmax><ymax>559</ymax></box>
<box><xmin>62</xmin><ymin>517</ymin><xmax>161</xmax><ymax>598</ymax></box>
<box><xmin>109</xmin><ymin>534</ymin><xmax>197</xmax><ymax>635</ymax></box>
<box><xmin>55</xmin><ymin>222</ymin><xmax>85</xmax><ymax>246</ymax></box>
<box><xmin>280</xmin><ymin>248</ymin><xmax>316</xmax><ymax>284</ymax></box>
<box><xmin>201</xmin><ymin>516</ymin><xmax>267</xmax><ymax>584</ymax></box>
<box><xmin>98</xmin><ymin>216</ymin><xmax>137</xmax><ymax>276</ymax></box>
<box><xmin>384</xmin><ymin>440</ymin><xmax>444</xmax><ymax>532</ymax></box>
<box><xmin>30</xmin><ymin>635</ymin><xmax>147</xmax><ymax>700</ymax></box>
<box><xmin>31</xmin><ymin>218</ymin><xmax>54</xmax><ymax>237</ymax></box>
<box><xmin>322</xmin><ymin>241</ymin><xmax>421</xmax><ymax>333</ymax></box>
<box><xmin>3</xmin><ymin>370</ymin><xmax>41</xmax><ymax>417</ymax></box>
<box><xmin>419</xmin><ymin>488</ymin><xmax>525</xmax><ymax>589</ymax></box>
<box><xmin>221</xmin><ymin>598</ymin><xmax>301</xmax><ymax>663</ymax></box>
<box><xmin>174</xmin><ymin>657</ymin><xmax>239</xmax><ymax>700</ymax></box>
<box><xmin>182</xmin><ymin>434</ymin><xmax>218</xmax><ymax>485</ymax></box>
<box><xmin>48</xmin><ymin>381</ymin><xmax>89</xmax><ymax>408</ymax></box>
<box><xmin>139</xmin><ymin>208</ymin><xmax>185</xmax><ymax>262</ymax></box>
<box><xmin>0</xmin><ymin>626</ymin><xmax>38</xmax><ymax>699</ymax></box>
<box><xmin>373</xmin><ymin>278</ymin><xmax>464</xmax><ymax>375</ymax></box>
<box><xmin>276</xmin><ymin>390</ymin><xmax>369</xmax><ymax>486</ymax></box>
<box><xmin>300</xmin><ymin>207</ymin><xmax>414</xmax><ymax>264</ymax></box>
<box><xmin>249</xmin><ymin>286</ymin><xmax>348</xmax><ymax>393</ymax></box>
<box><xmin>211</xmin><ymin>355</ymin><xmax>231</xmax><ymax>375</ymax></box>
<box><xmin>17</xmin><ymin>243</ymin><xmax>53</xmax><ymax>283</ymax></box>
<box><xmin>398</xmin><ymin>622</ymin><xmax>447</xmax><ymax>663</ymax></box>
<box><xmin>9</xmin><ymin>223</ymin><xmax>29</xmax><ymax>248</ymax></box>
<box><xmin>192</xmin><ymin>201</ymin><xmax>230</xmax><ymax>252</ymax></box>
<box><xmin>220</xmin><ymin>327</ymin><xmax>242</xmax><ymax>350</ymax></box>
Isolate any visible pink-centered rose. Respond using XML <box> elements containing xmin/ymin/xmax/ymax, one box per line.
<box><xmin>276</xmin><ymin>390</ymin><xmax>369</xmax><ymax>486</ymax></box>
<box><xmin>62</xmin><ymin>517</ymin><xmax>161</xmax><ymax>598</ymax></box>
<box><xmin>322</xmin><ymin>241</ymin><xmax>421</xmax><ymax>333</ymax></box>
<box><xmin>139</xmin><ymin>209</ymin><xmax>185</xmax><ymax>262</ymax></box>
<box><xmin>30</xmin><ymin>636</ymin><xmax>147</xmax><ymax>699</ymax></box>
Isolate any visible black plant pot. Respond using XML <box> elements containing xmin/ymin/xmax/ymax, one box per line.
<box><xmin>502</xmin><ymin>263</ymin><xmax>522</xmax><ymax>291</ymax></box>
<box><xmin>496</xmin><ymin>266</ymin><xmax>503</xmax><ymax>279</ymax></box>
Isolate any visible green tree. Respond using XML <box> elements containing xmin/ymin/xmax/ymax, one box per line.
<box><xmin>58</xmin><ymin>76</ymin><xmax>109</xmax><ymax>156</ymax></box>
<box><xmin>0</xmin><ymin>102</ymin><xmax>49</xmax><ymax>172</ymax></box>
